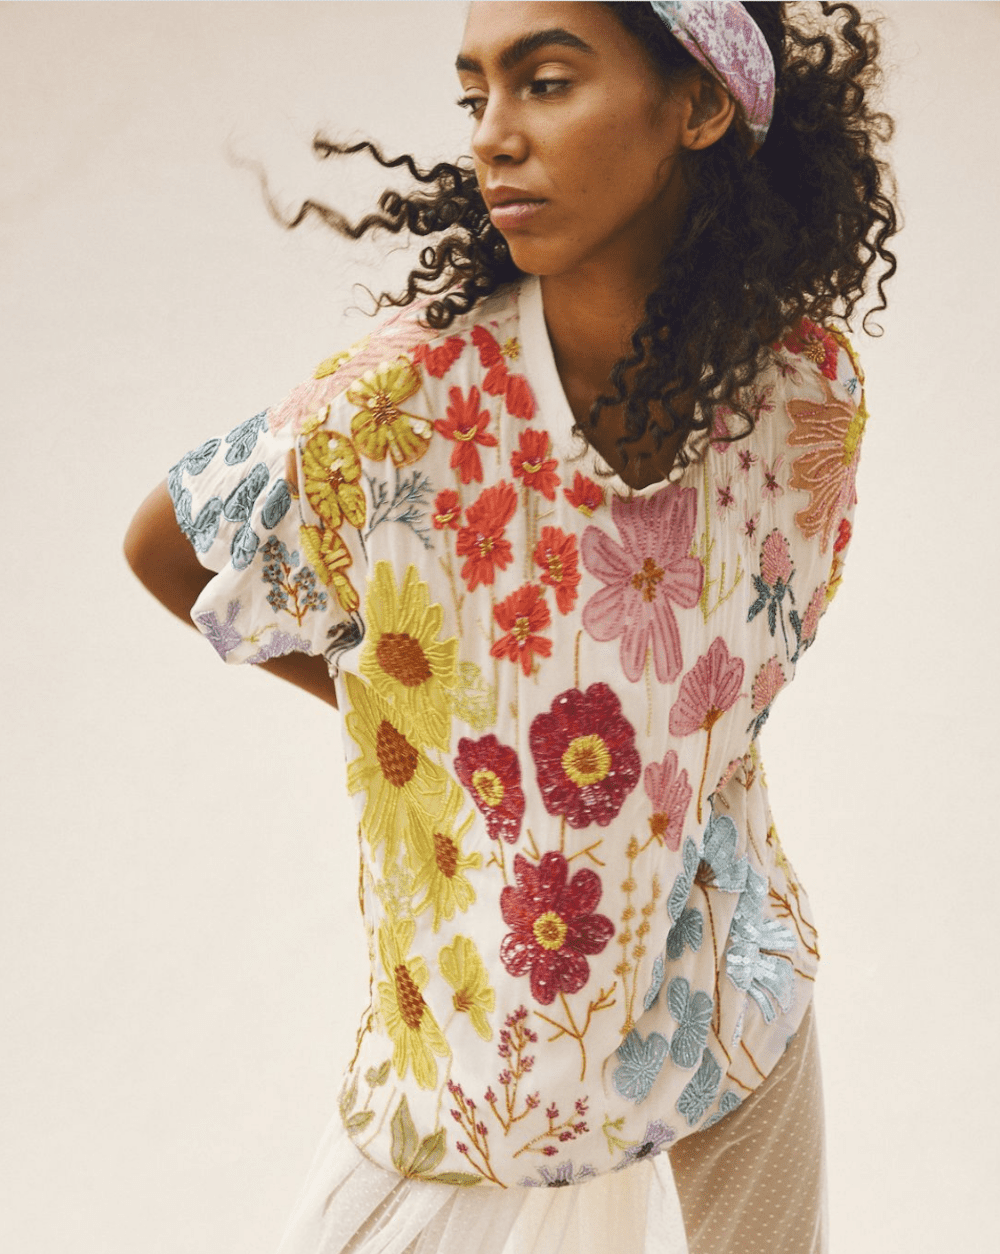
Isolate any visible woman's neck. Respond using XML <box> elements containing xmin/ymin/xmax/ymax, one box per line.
<box><xmin>538</xmin><ymin>269</ymin><xmax>689</xmax><ymax>490</ymax></box>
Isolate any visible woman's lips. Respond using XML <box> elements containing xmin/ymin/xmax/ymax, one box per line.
<box><xmin>489</xmin><ymin>200</ymin><xmax>546</xmax><ymax>229</ymax></box>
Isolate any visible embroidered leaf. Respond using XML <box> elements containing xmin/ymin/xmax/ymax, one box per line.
<box><xmin>339</xmin><ymin>1075</ymin><xmax>358</xmax><ymax>1119</ymax></box>
<box><xmin>428</xmin><ymin>1172</ymin><xmax>482</xmax><ymax>1186</ymax></box>
<box><xmin>345</xmin><ymin>1110</ymin><xmax>374</xmax><ymax>1133</ymax></box>
<box><xmin>365</xmin><ymin>1060</ymin><xmax>391</xmax><ymax>1088</ymax></box>
<box><xmin>390</xmin><ymin>1095</ymin><xmax>420</xmax><ymax>1174</ymax></box>
<box><xmin>184</xmin><ymin>437</ymin><xmax>221</xmax><ymax>476</ymax></box>
<box><xmin>408</xmin><ymin>1129</ymin><xmax>447</xmax><ymax>1176</ymax></box>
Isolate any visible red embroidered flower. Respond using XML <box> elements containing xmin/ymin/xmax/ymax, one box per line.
<box><xmin>563</xmin><ymin>472</ymin><xmax>604</xmax><ymax>516</ymax></box>
<box><xmin>511</xmin><ymin>429</ymin><xmax>560</xmax><ymax>500</ymax></box>
<box><xmin>533</xmin><ymin>526</ymin><xmax>580</xmax><ymax>614</ymax></box>
<box><xmin>500</xmin><ymin>852</ymin><xmax>614</xmax><ymax>1005</ymax></box>
<box><xmin>433</xmin><ymin>385</ymin><xmax>498</xmax><ymax>485</ymax></box>
<box><xmin>454</xmin><ymin>735</ymin><xmax>525</xmax><ymax>843</ymax></box>
<box><xmin>529</xmin><ymin>684</ymin><xmax>641</xmax><ymax>829</ymax></box>
<box><xmin>411</xmin><ymin>336</ymin><xmax>464</xmax><ymax>379</ymax></box>
<box><xmin>455</xmin><ymin>480</ymin><xmax>518</xmax><ymax>590</ymax></box>
<box><xmin>491</xmin><ymin>583</ymin><xmax>553</xmax><ymax>676</ymax></box>
<box><xmin>471</xmin><ymin>324</ymin><xmax>536</xmax><ymax>419</ymax></box>
<box><xmin>834</xmin><ymin>517</ymin><xmax>852</xmax><ymax>553</ymax></box>
<box><xmin>780</xmin><ymin>318</ymin><xmax>840</xmax><ymax>380</ymax></box>
<box><xmin>432</xmin><ymin>489</ymin><xmax>462</xmax><ymax>530</ymax></box>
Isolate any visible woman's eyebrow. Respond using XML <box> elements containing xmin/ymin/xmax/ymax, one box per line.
<box><xmin>455</xmin><ymin>28</ymin><xmax>596</xmax><ymax>75</ymax></box>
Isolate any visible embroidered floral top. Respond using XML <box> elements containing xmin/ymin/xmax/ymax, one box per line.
<box><xmin>167</xmin><ymin>276</ymin><xmax>866</xmax><ymax>1188</ymax></box>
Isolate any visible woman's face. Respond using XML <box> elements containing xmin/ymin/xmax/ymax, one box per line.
<box><xmin>456</xmin><ymin>2</ymin><xmax>691</xmax><ymax>281</ymax></box>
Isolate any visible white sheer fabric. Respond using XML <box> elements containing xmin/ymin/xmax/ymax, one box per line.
<box><xmin>275</xmin><ymin>1002</ymin><xmax>824</xmax><ymax>1254</ymax></box>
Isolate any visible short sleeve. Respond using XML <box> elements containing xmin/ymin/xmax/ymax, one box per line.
<box><xmin>166</xmin><ymin>405</ymin><xmax>365</xmax><ymax>671</ymax></box>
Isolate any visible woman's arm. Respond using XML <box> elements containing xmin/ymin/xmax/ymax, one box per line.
<box><xmin>124</xmin><ymin>481</ymin><xmax>338</xmax><ymax>708</ymax></box>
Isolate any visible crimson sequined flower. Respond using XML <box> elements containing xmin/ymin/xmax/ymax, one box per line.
<box><xmin>781</xmin><ymin>318</ymin><xmax>840</xmax><ymax>380</ymax></box>
<box><xmin>500</xmin><ymin>852</ymin><xmax>614</xmax><ymax>1005</ymax></box>
<box><xmin>454</xmin><ymin>735</ymin><xmax>525</xmax><ymax>844</ymax></box>
<box><xmin>529</xmin><ymin>684</ymin><xmax>641</xmax><ymax>829</ymax></box>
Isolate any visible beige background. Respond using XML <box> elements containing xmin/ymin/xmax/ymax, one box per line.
<box><xmin>2</xmin><ymin>2</ymin><xmax>998</xmax><ymax>1251</ymax></box>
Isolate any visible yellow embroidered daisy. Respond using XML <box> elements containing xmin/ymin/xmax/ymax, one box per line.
<box><xmin>346</xmin><ymin>359</ymin><xmax>431</xmax><ymax>467</ymax></box>
<box><xmin>360</xmin><ymin>562</ymin><xmax>457</xmax><ymax>750</ymax></box>
<box><xmin>378</xmin><ymin>916</ymin><xmax>450</xmax><ymax>1089</ymax></box>
<box><xmin>299</xmin><ymin>524</ymin><xmax>359</xmax><ymax>612</ymax></box>
<box><xmin>301</xmin><ymin>420</ymin><xmax>366</xmax><ymax>530</ymax></box>
<box><xmin>345</xmin><ymin>671</ymin><xmax>447</xmax><ymax>866</ymax></box>
<box><xmin>409</xmin><ymin>785</ymin><xmax>481</xmax><ymax>931</ymax></box>
<box><xmin>438</xmin><ymin>935</ymin><xmax>495</xmax><ymax>1041</ymax></box>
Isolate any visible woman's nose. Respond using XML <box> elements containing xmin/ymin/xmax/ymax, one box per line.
<box><xmin>470</xmin><ymin>97</ymin><xmax>528</xmax><ymax>167</ymax></box>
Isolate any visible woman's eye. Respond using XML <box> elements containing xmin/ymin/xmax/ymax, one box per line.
<box><xmin>456</xmin><ymin>78</ymin><xmax>571</xmax><ymax>119</ymax></box>
<box><xmin>456</xmin><ymin>95</ymin><xmax>486</xmax><ymax>118</ymax></box>
<box><xmin>528</xmin><ymin>78</ymin><xmax>571</xmax><ymax>100</ymax></box>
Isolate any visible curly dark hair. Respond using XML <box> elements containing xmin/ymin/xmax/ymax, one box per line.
<box><xmin>277</xmin><ymin>2</ymin><xmax>897</xmax><ymax>474</ymax></box>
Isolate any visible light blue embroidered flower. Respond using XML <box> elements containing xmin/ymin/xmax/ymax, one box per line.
<box><xmin>666</xmin><ymin>906</ymin><xmax>703</xmax><ymax>960</ymax></box>
<box><xmin>676</xmin><ymin>1048</ymin><xmax>722</xmax><ymax>1126</ymax></box>
<box><xmin>702</xmin><ymin>1089</ymin><xmax>742</xmax><ymax>1129</ymax></box>
<box><xmin>231</xmin><ymin>521</ymin><xmax>259</xmax><ymax>570</ymax></box>
<box><xmin>188</xmin><ymin>497</ymin><xmax>224</xmax><ymax>553</ymax></box>
<box><xmin>614</xmin><ymin>1029</ymin><xmax>670</xmax><ymax>1103</ymax></box>
<box><xmin>195</xmin><ymin>600</ymin><xmax>242</xmax><ymax>658</ymax></box>
<box><xmin>667</xmin><ymin>836</ymin><xmax>700</xmax><ymax>922</ymax></box>
<box><xmin>643</xmin><ymin>951</ymin><xmax>665</xmax><ymax>1011</ymax></box>
<box><xmin>223</xmin><ymin>462</ymin><xmax>269</xmax><ymax>524</ymax></box>
<box><xmin>725</xmin><ymin>866</ymin><xmax>797</xmax><ymax>1022</ymax></box>
<box><xmin>520</xmin><ymin>1161</ymin><xmax>597</xmax><ymax>1187</ymax></box>
<box><xmin>224</xmin><ymin>412</ymin><xmax>267</xmax><ymax>464</ymax></box>
<box><xmin>665</xmin><ymin>977</ymin><xmax>713</xmax><ymax>1068</ymax></box>
<box><xmin>261</xmin><ymin>478</ymin><xmax>292</xmax><ymax>529</ymax></box>
<box><xmin>701</xmin><ymin>812</ymin><xmax>750</xmax><ymax>893</ymax></box>
<box><xmin>613</xmin><ymin>1119</ymin><xmax>675</xmax><ymax>1169</ymax></box>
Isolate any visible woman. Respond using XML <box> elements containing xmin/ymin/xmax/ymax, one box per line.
<box><xmin>125</xmin><ymin>3</ymin><xmax>896</xmax><ymax>1251</ymax></box>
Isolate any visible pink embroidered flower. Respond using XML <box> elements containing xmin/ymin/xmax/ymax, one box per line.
<box><xmin>752</xmin><ymin>656</ymin><xmax>786</xmax><ymax>711</ymax></box>
<box><xmin>786</xmin><ymin>375</ymin><xmax>866</xmax><ymax>552</ymax></box>
<box><xmin>454</xmin><ymin>735</ymin><xmax>525</xmax><ymax>844</ymax></box>
<box><xmin>455</xmin><ymin>481</ymin><xmax>518</xmax><ymax>591</ymax></box>
<box><xmin>781</xmin><ymin>318</ymin><xmax>840</xmax><ymax>380</ymax></box>
<box><xmin>799</xmin><ymin>584</ymin><xmax>827</xmax><ymax>649</ymax></box>
<box><xmin>534</xmin><ymin>527</ymin><xmax>581</xmax><ymax>614</ymax></box>
<box><xmin>500</xmin><ymin>852</ymin><xmax>614</xmax><ymax>1005</ymax></box>
<box><xmin>411</xmin><ymin>336</ymin><xmax>465</xmax><ymax>378</ymax></box>
<box><xmin>564</xmin><ymin>472</ymin><xmax>605</xmax><ymax>516</ymax></box>
<box><xmin>759</xmin><ymin>529</ymin><xmax>793</xmax><ymax>586</ymax></box>
<box><xmin>760</xmin><ymin>456</ymin><xmax>784</xmax><ymax>499</ymax></box>
<box><xmin>741</xmin><ymin>511</ymin><xmax>761</xmax><ymax>547</ymax></box>
<box><xmin>710</xmin><ymin>405</ymin><xmax>735</xmax><ymax>453</ymax></box>
<box><xmin>432</xmin><ymin>489</ymin><xmax>462</xmax><ymax>531</ymax></box>
<box><xmin>491</xmin><ymin>584</ymin><xmax>553</xmax><ymax>676</ymax></box>
<box><xmin>643</xmin><ymin>751</ymin><xmax>692</xmax><ymax>852</ymax></box>
<box><xmin>669</xmin><ymin>638</ymin><xmax>745</xmax><ymax>822</ymax></box>
<box><xmin>530</xmin><ymin>684</ymin><xmax>641</xmax><ymax>829</ymax></box>
<box><xmin>471</xmin><ymin>325</ymin><xmax>536</xmax><ymax>419</ymax></box>
<box><xmin>716</xmin><ymin>482</ymin><xmax>736</xmax><ymax>516</ymax></box>
<box><xmin>434</xmin><ymin>385</ymin><xmax>498</xmax><ymax>485</ymax></box>
<box><xmin>737</xmin><ymin>447</ymin><xmax>757</xmax><ymax>476</ymax></box>
<box><xmin>511</xmin><ymin>429</ymin><xmax>560</xmax><ymax>500</ymax></box>
<box><xmin>581</xmin><ymin>486</ymin><xmax>703</xmax><ymax>683</ymax></box>
<box><xmin>748</xmin><ymin>656</ymin><xmax>787</xmax><ymax>738</ymax></box>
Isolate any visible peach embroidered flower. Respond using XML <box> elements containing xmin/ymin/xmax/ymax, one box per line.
<box><xmin>786</xmin><ymin>374</ymin><xmax>866</xmax><ymax>552</ymax></box>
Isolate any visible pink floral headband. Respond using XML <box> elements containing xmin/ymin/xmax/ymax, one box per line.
<box><xmin>650</xmin><ymin>1</ymin><xmax>775</xmax><ymax>149</ymax></box>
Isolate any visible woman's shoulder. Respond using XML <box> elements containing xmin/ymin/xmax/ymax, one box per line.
<box><xmin>267</xmin><ymin>283</ymin><xmax>525</xmax><ymax>439</ymax></box>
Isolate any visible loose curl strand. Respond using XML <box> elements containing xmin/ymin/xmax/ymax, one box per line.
<box><xmin>272</xmin><ymin>2</ymin><xmax>898</xmax><ymax>474</ymax></box>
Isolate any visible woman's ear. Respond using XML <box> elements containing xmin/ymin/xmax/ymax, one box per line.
<box><xmin>681</xmin><ymin>73</ymin><xmax>736</xmax><ymax>150</ymax></box>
